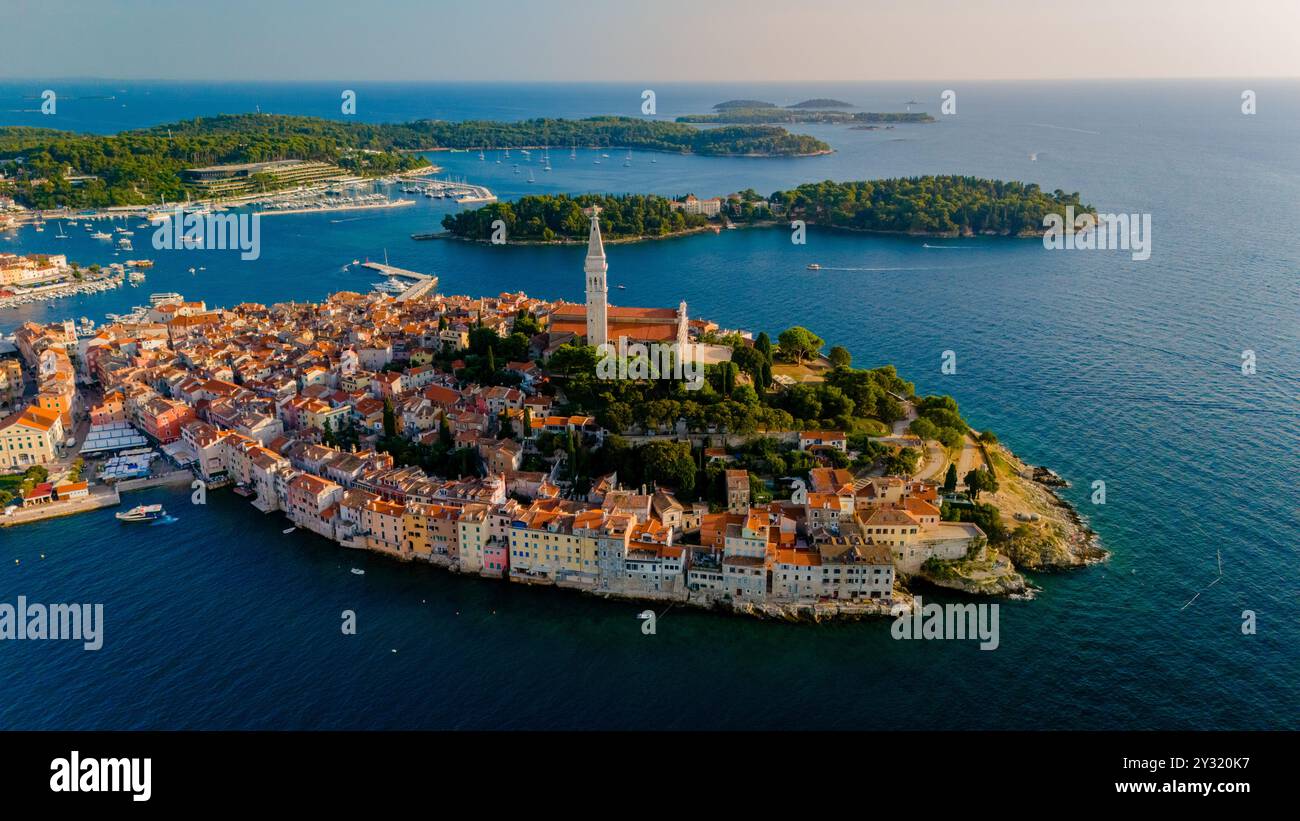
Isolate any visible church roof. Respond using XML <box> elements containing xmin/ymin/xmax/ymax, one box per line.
<box><xmin>552</xmin><ymin>302</ymin><xmax>678</xmax><ymax>321</ymax></box>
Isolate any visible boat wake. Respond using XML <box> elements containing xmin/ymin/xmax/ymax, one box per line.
<box><xmin>150</xmin><ymin>515</ymin><xmax>179</xmax><ymax>526</ymax></box>
<box><xmin>1025</xmin><ymin>122</ymin><xmax>1101</xmax><ymax>136</ymax></box>
<box><xmin>921</xmin><ymin>243</ymin><xmax>976</xmax><ymax>249</ymax></box>
<box><xmin>818</xmin><ymin>265</ymin><xmax>945</xmax><ymax>272</ymax></box>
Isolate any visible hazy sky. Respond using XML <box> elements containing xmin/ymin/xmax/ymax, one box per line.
<box><xmin>4</xmin><ymin>0</ymin><xmax>1298</xmax><ymax>82</ymax></box>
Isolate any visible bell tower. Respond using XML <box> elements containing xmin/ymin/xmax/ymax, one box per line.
<box><xmin>583</xmin><ymin>205</ymin><xmax>608</xmax><ymax>347</ymax></box>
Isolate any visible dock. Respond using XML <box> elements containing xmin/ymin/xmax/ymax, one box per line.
<box><xmin>359</xmin><ymin>261</ymin><xmax>439</xmax><ymax>301</ymax></box>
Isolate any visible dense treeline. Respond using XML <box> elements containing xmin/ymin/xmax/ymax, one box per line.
<box><xmin>0</xmin><ymin>113</ymin><xmax>827</xmax><ymax>208</ymax></box>
<box><xmin>440</xmin><ymin>193</ymin><xmax>708</xmax><ymax>242</ymax></box>
<box><xmin>771</xmin><ymin>176</ymin><xmax>1093</xmax><ymax>236</ymax></box>
<box><xmin>543</xmin><ymin>325</ymin><xmax>921</xmax><ymax>438</ymax></box>
<box><xmin>144</xmin><ymin>114</ymin><xmax>827</xmax><ymax>155</ymax></box>
<box><xmin>447</xmin><ymin>176</ymin><xmax>1092</xmax><ymax>241</ymax></box>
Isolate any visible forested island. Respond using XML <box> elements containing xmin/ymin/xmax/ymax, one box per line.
<box><xmin>788</xmin><ymin>98</ymin><xmax>853</xmax><ymax>109</ymax></box>
<box><xmin>679</xmin><ymin>108</ymin><xmax>935</xmax><ymax>124</ymax></box>
<box><xmin>770</xmin><ymin>177</ymin><xmax>1094</xmax><ymax>236</ymax></box>
<box><xmin>0</xmin><ymin>114</ymin><xmax>830</xmax><ymax>208</ymax></box>
<box><xmin>713</xmin><ymin>98</ymin><xmax>854</xmax><ymax>110</ymax></box>
<box><xmin>440</xmin><ymin>193</ymin><xmax>711</xmax><ymax>243</ymax></box>
<box><xmin>441</xmin><ymin>176</ymin><xmax>1095</xmax><ymax>242</ymax></box>
<box><xmin>713</xmin><ymin>99</ymin><xmax>779</xmax><ymax>110</ymax></box>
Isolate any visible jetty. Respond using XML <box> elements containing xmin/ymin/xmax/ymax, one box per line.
<box><xmin>359</xmin><ymin>261</ymin><xmax>438</xmax><ymax>301</ymax></box>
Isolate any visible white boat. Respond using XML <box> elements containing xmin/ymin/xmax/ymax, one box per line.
<box><xmin>282</xmin><ymin>527</ymin><xmax>297</xmax><ymax>534</ymax></box>
<box><xmin>116</xmin><ymin>504</ymin><xmax>165</xmax><ymax>522</ymax></box>
<box><xmin>350</xmin><ymin>568</ymin><xmax>365</xmax><ymax>575</ymax></box>
<box><xmin>92</xmin><ymin>231</ymin><xmax>113</xmax><ymax>240</ymax></box>
<box><xmin>807</xmin><ymin>263</ymin><xmax>822</xmax><ymax>270</ymax></box>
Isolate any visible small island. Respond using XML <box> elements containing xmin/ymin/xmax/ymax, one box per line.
<box><xmin>439</xmin><ymin>176</ymin><xmax>1096</xmax><ymax>243</ymax></box>
<box><xmin>713</xmin><ymin>99</ymin><xmax>780</xmax><ymax>110</ymax></box>
<box><xmin>679</xmin><ymin>108</ymin><xmax>935</xmax><ymax>125</ymax></box>
<box><xmin>787</xmin><ymin>98</ymin><xmax>854</xmax><ymax>109</ymax></box>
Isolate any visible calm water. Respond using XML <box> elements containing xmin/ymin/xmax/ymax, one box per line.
<box><xmin>1</xmin><ymin>82</ymin><xmax>1297</xmax><ymax>729</ymax></box>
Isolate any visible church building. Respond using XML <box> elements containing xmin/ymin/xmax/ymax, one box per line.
<box><xmin>547</xmin><ymin>206</ymin><xmax>690</xmax><ymax>347</ymax></box>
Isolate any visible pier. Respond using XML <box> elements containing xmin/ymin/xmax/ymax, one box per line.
<box><xmin>359</xmin><ymin>261</ymin><xmax>439</xmax><ymax>301</ymax></box>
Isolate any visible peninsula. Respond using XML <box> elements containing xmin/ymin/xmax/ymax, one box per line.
<box><xmin>3</xmin><ymin>209</ymin><xmax>1102</xmax><ymax>620</ymax></box>
<box><xmin>0</xmin><ymin>114</ymin><xmax>830</xmax><ymax>209</ymax></box>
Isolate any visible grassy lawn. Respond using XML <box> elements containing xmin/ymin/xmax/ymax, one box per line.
<box><xmin>771</xmin><ymin>356</ymin><xmax>832</xmax><ymax>383</ymax></box>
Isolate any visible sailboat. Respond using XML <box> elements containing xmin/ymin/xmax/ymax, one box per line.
<box><xmin>478</xmin><ymin>149</ymin><xmax>485</xmax><ymax>160</ymax></box>
<box><xmin>56</xmin><ymin>223</ymin><xmax>67</xmax><ymax>239</ymax></box>
<box><xmin>570</xmin><ymin>143</ymin><xmax>577</xmax><ymax>160</ymax></box>
<box><xmin>623</xmin><ymin>149</ymin><xmax>632</xmax><ymax>167</ymax></box>
<box><xmin>527</xmin><ymin>168</ymin><xmax>535</xmax><ymax>183</ymax></box>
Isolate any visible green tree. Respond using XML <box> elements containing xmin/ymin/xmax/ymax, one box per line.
<box><xmin>828</xmin><ymin>345</ymin><xmax>852</xmax><ymax>368</ymax></box>
<box><xmin>943</xmin><ymin>463</ymin><xmax>958</xmax><ymax>494</ymax></box>
<box><xmin>777</xmin><ymin>326</ymin><xmax>824</xmax><ymax>363</ymax></box>
<box><xmin>382</xmin><ymin>399</ymin><xmax>397</xmax><ymax>438</ymax></box>
<box><xmin>640</xmin><ymin>440</ymin><xmax>696</xmax><ymax>494</ymax></box>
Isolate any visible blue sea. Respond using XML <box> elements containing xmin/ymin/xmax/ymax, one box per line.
<box><xmin>1</xmin><ymin>82</ymin><xmax>1297</xmax><ymax>730</ymax></box>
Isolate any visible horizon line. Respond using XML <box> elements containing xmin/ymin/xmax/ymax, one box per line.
<box><xmin>3</xmin><ymin>76</ymin><xmax>1299</xmax><ymax>85</ymax></box>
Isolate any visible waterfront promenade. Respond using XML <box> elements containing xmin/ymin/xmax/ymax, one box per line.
<box><xmin>1</xmin><ymin>484</ymin><xmax>118</xmax><ymax>527</ymax></box>
<box><xmin>0</xmin><ymin>470</ymin><xmax>192</xmax><ymax>528</ymax></box>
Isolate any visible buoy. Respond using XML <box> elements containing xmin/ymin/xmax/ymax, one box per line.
<box><xmin>391</xmin><ymin>649</ymin><xmax>397</xmax><ymax>653</ymax></box>
<box><xmin>14</xmin><ymin>559</ymin><xmax>18</xmax><ymax>565</ymax></box>
<box><xmin>40</xmin><ymin>554</ymin><xmax>45</xmax><ymax>559</ymax></box>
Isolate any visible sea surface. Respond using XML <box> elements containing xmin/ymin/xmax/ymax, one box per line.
<box><xmin>1</xmin><ymin>82</ymin><xmax>1297</xmax><ymax>730</ymax></box>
